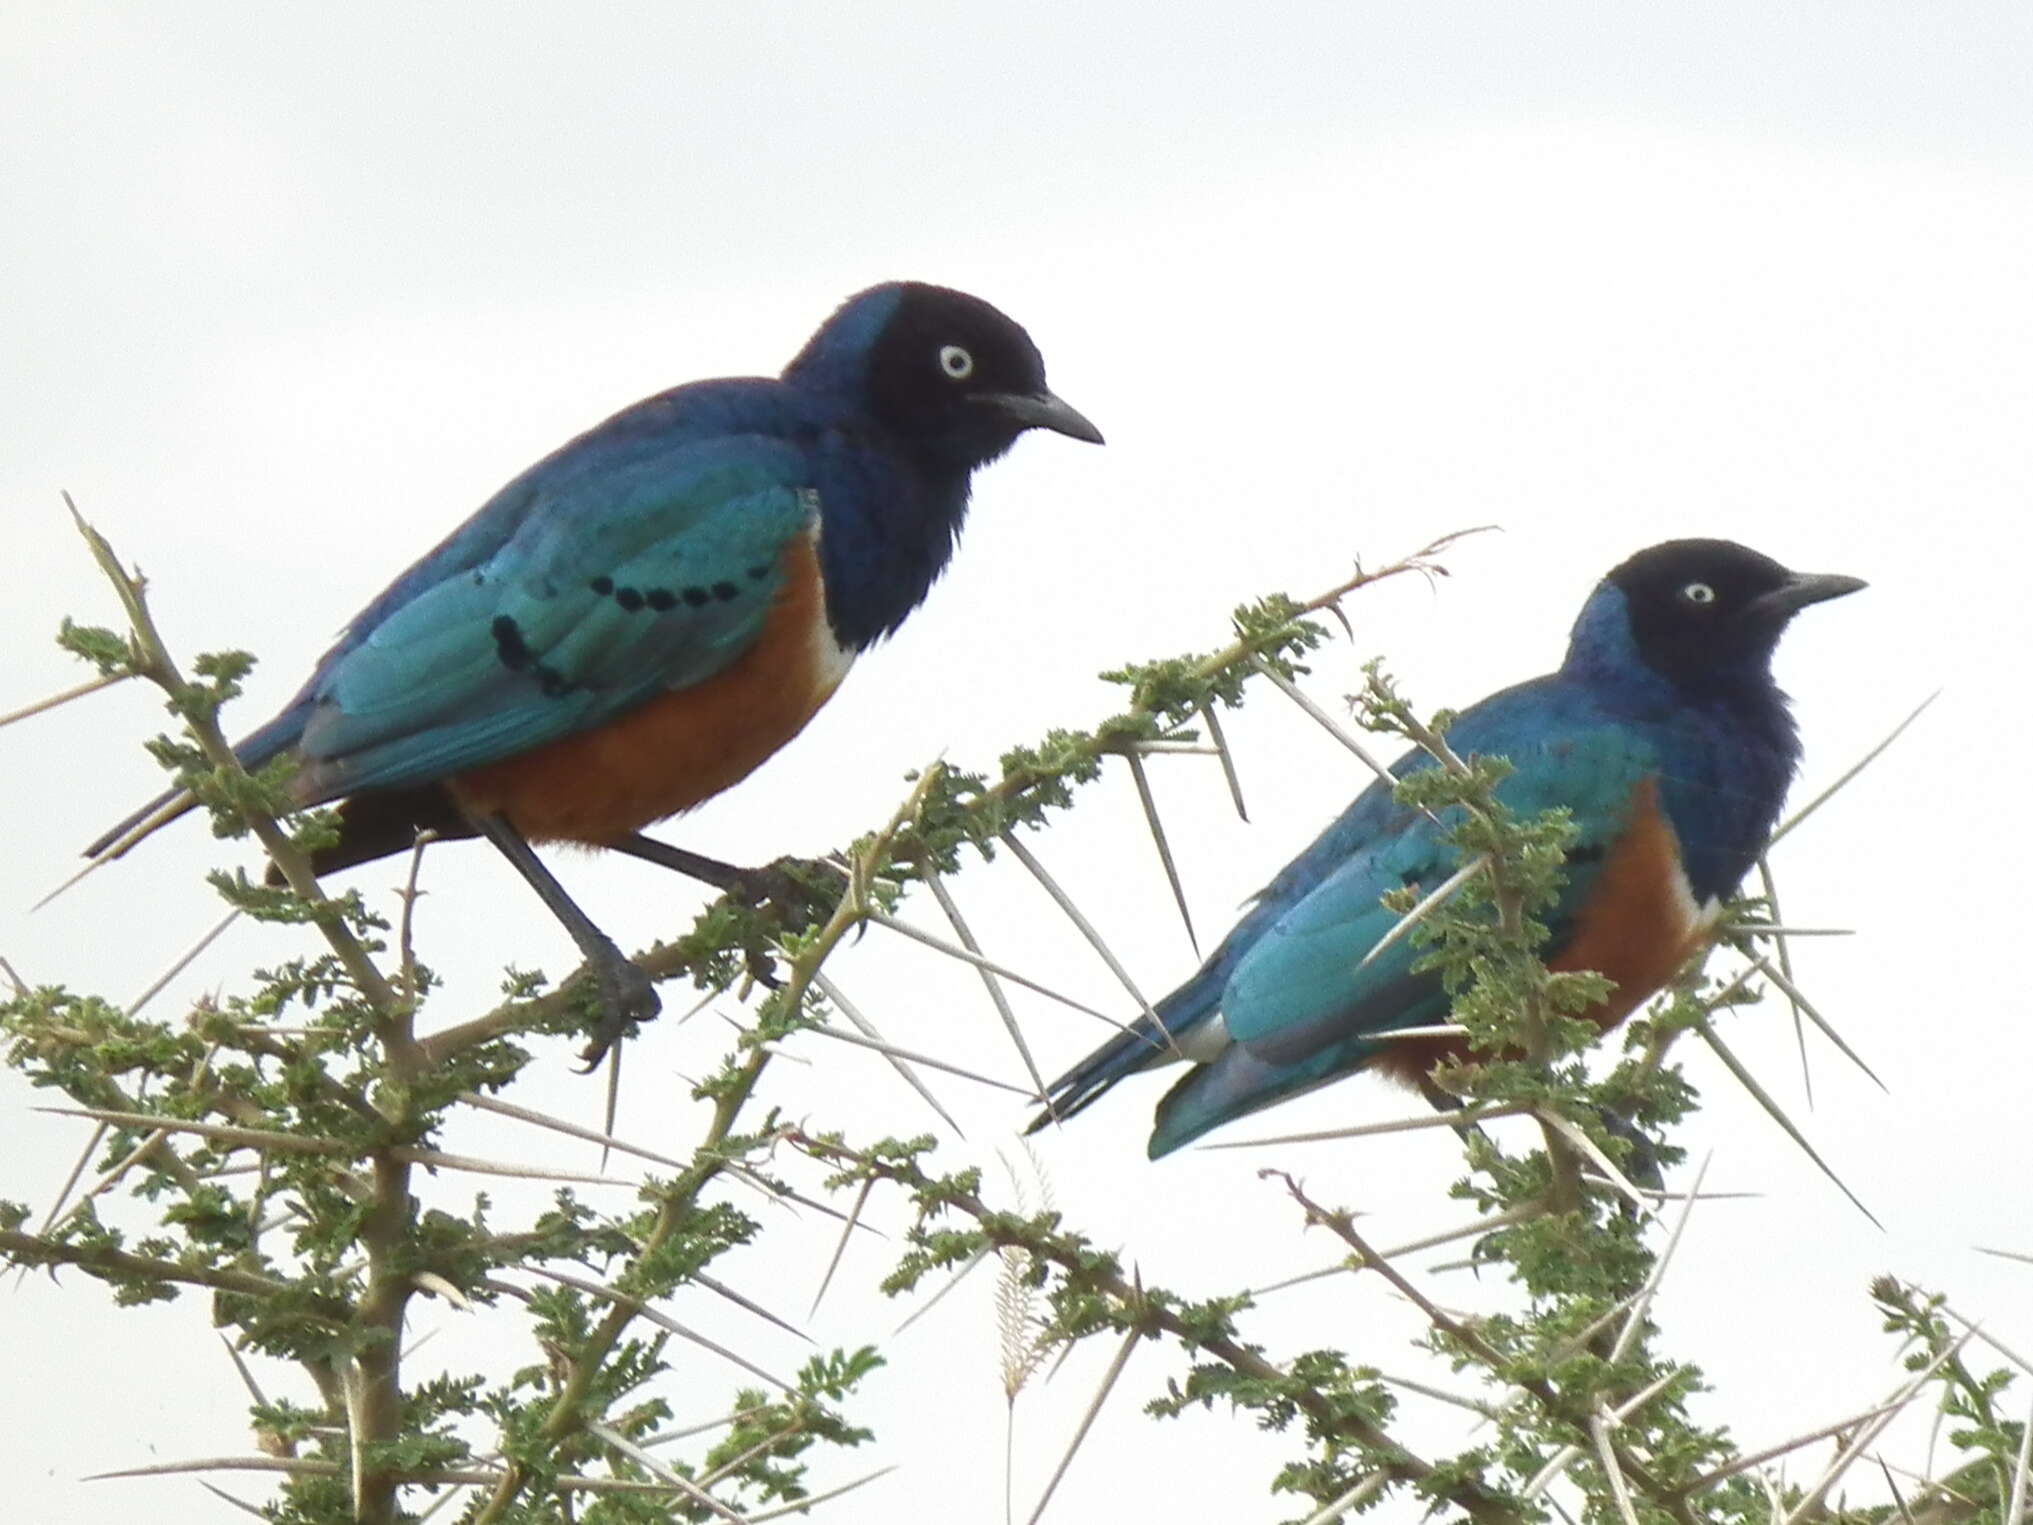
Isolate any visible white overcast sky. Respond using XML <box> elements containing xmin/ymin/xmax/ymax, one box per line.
<box><xmin>4</xmin><ymin>5</ymin><xmax>2032</xmax><ymax>1522</ymax></box>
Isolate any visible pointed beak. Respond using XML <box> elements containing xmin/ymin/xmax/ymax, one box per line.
<box><xmin>975</xmin><ymin>389</ymin><xmax>1105</xmax><ymax>445</ymax></box>
<box><xmin>1753</xmin><ymin>570</ymin><xmax>1869</xmax><ymax>619</ymax></box>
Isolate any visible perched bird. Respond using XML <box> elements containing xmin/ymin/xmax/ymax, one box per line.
<box><xmin>1035</xmin><ymin>539</ymin><xmax>1862</xmax><ymax>1158</ymax></box>
<box><xmin>80</xmin><ymin>281</ymin><xmax>1102</xmax><ymax>1050</ymax></box>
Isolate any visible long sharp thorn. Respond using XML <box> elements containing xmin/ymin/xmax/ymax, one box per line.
<box><xmin>24</xmin><ymin>1120</ymin><xmax>109</xmax><ymax>1274</ymax></box>
<box><xmin>1777</xmin><ymin>1328</ymin><xmax>1978</xmax><ymax>1524</ymax></box>
<box><xmin>1758</xmin><ymin>857</ymin><xmax>1812</xmax><ymax>1107</ymax></box>
<box><xmin>1250</xmin><ymin>1262</ymin><xmax>1356</xmax><ymax>1298</ymax></box>
<box><xmin>1524</xmin><ymin>1370</ymin><xmax>1685</xmax><ymax>1496</ymax></box>
<box><xmin>1332</xmin><ymin>1207</ymin><xmax>1538</xmax><ymax>1287</ymax></box>
<box><xmin>1757</xmin><ymin>956</ymin><xmax>1887</xmax><ymax>1093</ymax></box>
<box><xmin>1589</xmin><ymin>1408</ymin><xmax>1642</xmax><ymax>1525</ymax></box>
<box><xmin>196</xmin><ymin>1481</ymin><xmax>269</xmax><ymax>1519</ymax></box>
<box><xmin>454</xmin><ymin>1091</ymin><xmax>688</xmax><ymax>1171</ymax></box>
<box><xmin>1683</xmin><ymin>1408</ymin><xmax>1910</xmax><ymax>1493</ymax></box>
<box><xmin>1294</xmin><ymin>1473</ymin><xmax>1389</xmax><ymax>1525</ymax></box>
<box><xmin>693</xmin><ymin>1272</ymin><xmax>812</xmax><ymax>1344</ymax></box>
<box><xmin>42</xmin><ymin>1105</ymin><xmax>347</xmax><ymax>1154</ymax></box>
<box><xmin>805</xmin><ymin>1021</ymin><xmax>1033</xmax><ymax>1096</ymax></box>
<box><xmin>1609</xmin><ymin>1369</ymin><xmax>1681</xmax><ymax>1424</ymax></box>
<box><xmin>895</xmin><ymin>1244</ymin><xmax>994</xmax><ymax>1335</ymax></box>
<box><xmin>922</xmin><ymin>865</ymin><xmax>1049</xmax><ymax>1109</ymax></box>
<box><xmin>2006</xmin><ymin>1389</ymin><xmax>2033</xmax><ymax>1525</ymax></box>
<box><xmin>530</xmin><ymin>1268</ymin><xmax>793</xmax><ymax>1392</ymax></box>
<box><xmin>1025</xmin><ymin>1318</ymin><xmax>1140</xmax><ymax>1525</ymax></box>
<box><xmin>1524</xmin><ymin>1444</ymin><xmax>1587</xmax><ymax>1497</ymax></box>
<box><xmin>1731</xmin><ymin>924</ymin><xmax>1855</xmax><ymax>936</ymax></box>
<box><xmin>1767</xmin><ymin>689</ymin><xmax>1939</xmax><ymax>847</ymax></box>
<box><xmin>0</xmin><ymin>669</ymin><xmax>133</xmax><ymax>731</ymax></box>
<box><xmin>1941</xmin><ymin>1305</ymin><xmax>2033</xmax><ymax>1378</ymax></box>
<box><xmin>1361</xmin><ymin>854</ymin><xmax>1489</xmax><ymax>969</ymax></box>
<box><xmin>810</xmin><ymin>971</ymin><xmax>969</xmax><ymax>1130</ymax></box>
<box><xmin>1043</xmin><ymin>1333</ymin><xmax>1081</xmax><ymax>1386</ymax></box>
<box><xmin>1977</xmin><ymin>1247</ymin><xmax>2033</xmax><ymax>1268</ymax></box>
<box><xmin>746</xmin><ymin>1465</ymin><xmax>899</xmax><ymax>1522</ymax></box>
<box><xmin>1372</xmin><ymin>1370</ymin><xmax>1498</xmax><ymax>1418</ymax></box>
<box><xmin>1875</xmin><ymin>1457</ymin><xmax>1916</xmax><ymax>1525</ymax></box>
<box><xmin>35</xmin><ymin>787</ymin><xmax>200</xmax><ymax>908</ymax></box>
<box><xmin>585</xmin><ymin>1422</ymin><xmax>752</xmax><ymax>1522</ymax></box>
<box><xmin>1701</xmin><ymin>954</ymin><xmax>1775</xmax><ymax>1013</ymax></box>
<box><xmin>1248</xmin><ymin>653</ymin><xmax>1400</xmax><ymax>787</ymax></box>
<box><xmin>810</xmin><ymin>1176</ymin><xmax>876</xmax><ymax>1318</ymax></box>
<box><xmin>218</xmin><ymin>1334</ymin><xmax>269</xmax><ymax>1406</ymax></box>
<box><xmin>1000</xmin><ymin>831</ymin><xmax>1179</xmax><ymax>1058</ymax></box>
<box><xmin>83</xmin><ymin>1455</ymin><xmax>339</xmax><ymax>1481</ymax></box>
<box><xmin>1124</xmin><ymin>748</ymin><xmax>1198</xmax><ymax>956</ymax></box>
<box><xmin>1199</xmin><ymin>1101</ymin><xmax>1527</xmax><ymax>1150</ymax></box>
<box><xmin>1536</xmin><ymin>1110</ymin><xmax>1651</xmax><ymax>1213</ymax></box>
<box><xmin>127</xmin><ymin>907</ymin><xmax>240</xmax><ymax>1017</ymax></box>
<box><xmin>1693</xmin><ymin>1018</ymin><xmax>1879</xmax><ymax>1227</ymax></box>
<box><xmin>415</xmin><ymin>1479</ymin><xmax>480</xmax><ymax>1521</ymax></box>
<box><xmin>1200</xmin><ymin>702</ymin><xmax>1249</xmax><ymax>821</ymax></box>
<box><xmin>722</xmin><ymin>1163</ymin><xmax>887</xmax><ymax>1237</ymax></box>
<box><xmin>599</xmin><ymin>1038</ymin><xmax>623</xmax><ymax>1173</ymax></box>
<box><xmin>863</xmin><ymin>912</ymin><xmax>1125</xmax><ymax>1027</ymax></box>
<box><xmin>31</xmin><ymin>852</ymin><xmax>118</xmax><ymax>911</ymax></box>
<box><xmin>668</xmin><ymin>982</ymin><xmax>730</xmax><ymax>1028</ymax></box>
<box><xmin>642</xmin><ymin>1405</ymin><xmax>770</xmax><ymax>1449</ymax></box>
<box><xmin>1613</xmin><ymin>1154</ymin><xmax>1713</xmax><ymax>1365</ymax></box>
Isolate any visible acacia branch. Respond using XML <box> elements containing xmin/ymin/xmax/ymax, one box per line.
<box><xmin>794</xmin><ymin>1136</ymin><xmax>1528</xmax><ymax>1525</ymax></box>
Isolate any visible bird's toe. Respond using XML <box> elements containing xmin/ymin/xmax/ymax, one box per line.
<box><xmin>576</xmin><ymin>949</ymin><xmax>662</xmax><ymax>1070</ymax></box>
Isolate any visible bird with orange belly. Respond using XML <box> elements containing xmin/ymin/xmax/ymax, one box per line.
<box><xmin>82</xmin><ymin>282</ymin><xmax>1102</xmax><ymax>1056</ymax></box>
<box><xmin>1033</xmin><ymin>539</ymin><xmax>1861</xmax><ymax>1157</ymax></box>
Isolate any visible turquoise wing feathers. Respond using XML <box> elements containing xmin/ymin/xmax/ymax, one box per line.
<box><xmin>293</xmin><ymin>437</ymin><xmax>814</xmax><ymax>800</ymax></box>
<box><xmin>1149</xmin><ymin>712</ymin><xmax>1666</xmax><ymax>1154</ymax></box>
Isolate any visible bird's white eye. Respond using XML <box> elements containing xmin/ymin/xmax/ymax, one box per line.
<box><xmin>938</xmin><ymin>344</ymin><xmax>974</xmax><ymax>379</ymax></box>
<box><xmin>1681</xmin><ymin>582</ymin><xmax>1717</xmax><ymax>605</ymax></box>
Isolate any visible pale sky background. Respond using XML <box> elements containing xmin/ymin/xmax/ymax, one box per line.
<box><xmin>4</xmin><ymin>5</ymin><xmax>2031</xmax><ymax>1522</ymax></box>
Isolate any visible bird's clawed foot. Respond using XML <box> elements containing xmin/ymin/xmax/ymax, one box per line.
<box><xmin>576</xmin><ymin>944</ymin><xmax>662</xmax><ymax>1070</ymax></box>
<box><xmin>724</xmin><ymin>855</ymin><xmax>850</xmax><ymax>924</ymax></box>
<box><xmin>718</xmin><ymin>856</ymin><xmax>849</xmax><ymax>989</ymax></box>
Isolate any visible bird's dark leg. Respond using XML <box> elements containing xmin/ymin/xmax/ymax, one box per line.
<box><xmin>607</xmin><ymin>834</ymin><xmax>751</xmax><ymax>893</ymax></box>
<box><xmin>610</xmin><ymin>832</ymin><xmax>849</xmax><ymax>992</ymax></box>
<box><xmin>1416</xmin><ymin>1073</ymin><xmax>1491</xmax><ymax>1147</ymax></box>
<box><xmin>610</xmin><ymin>832</ymin><xmax>845</xmax><ymax>911</ymax></box>
<box><xmin>462</xmin><ymin>809</ymin><xmax>661</xmax><ymax>1064</ymax></box>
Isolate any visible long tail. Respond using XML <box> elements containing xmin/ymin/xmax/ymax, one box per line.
<box><xmin>1025</xmin><ymin>955</ymin><xmax>1231</xmax><ymax>1131</ymax></box>
<box><xmin>82</xmin><ymin>786</ymin><xmax>198</xmax><ymax>862</ymax></box>
<box><xmin>31</xmin><ymin>786</ymin><xmax>201</xmax><ymax>909</ymax></box>
<box><xmin>47</xmin><ymin>710</ymin><xmax>309</xmax><ymax>906</ymax></box>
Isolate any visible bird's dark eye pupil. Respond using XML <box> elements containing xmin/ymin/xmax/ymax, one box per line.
<box><xmin>1683</xmin><ymin>582</ymin><xmax>1716</xmax><ymax>604</ymax></box>
<box><xmin>939</xmin><ymin>344</ymin><xmax>973</xmax><ymax>378</ymax></box>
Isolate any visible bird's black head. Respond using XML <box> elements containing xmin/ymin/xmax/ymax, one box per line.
<box><xmin>1598</xmin><ymin>538</ymin><xmax>1866</xmax><ymax>692</ymax></box>
<box><xmin>844</xmin><ymin>282</ymin><xmax>1102</xmax><ymax>467</ymax></box>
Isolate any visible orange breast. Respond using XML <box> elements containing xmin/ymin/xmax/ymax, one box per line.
<box><xmin>1542</xmin><ymin>775</ymin><xmax>1710</xmax><ymax>1026</ymax></box>
<box><xmin>448</xmin><ymin>533</ymin><xmax>847</xmax><ymax>845</ymax></box>
<box><xmin>1370</xmin><ymin>775</ymin><xmax>1709</xmax><ymax>1090</ymax></box>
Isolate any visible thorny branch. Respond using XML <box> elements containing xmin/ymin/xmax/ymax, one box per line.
<box><xmin>5</xmin><ymin>512</ymin><xmax>1484</xmax><ymax>1522</ymax></box>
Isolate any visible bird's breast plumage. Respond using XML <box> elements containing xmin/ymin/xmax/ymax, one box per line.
<box><xmin>1364</xmin><ymin>773</ymin><xmax>1720</xmax><ymax>1091</ymax></box>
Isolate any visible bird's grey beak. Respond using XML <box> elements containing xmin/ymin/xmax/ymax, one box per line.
<box><xmin>1753</xmin><ymin>571</ymin><xmax>1869</xmax><ymax>618</ymax></box>
<box><xmin>975</xmin><ymin>390</ymin><xmax>1105</xmax><ymax>445</ymax></box>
